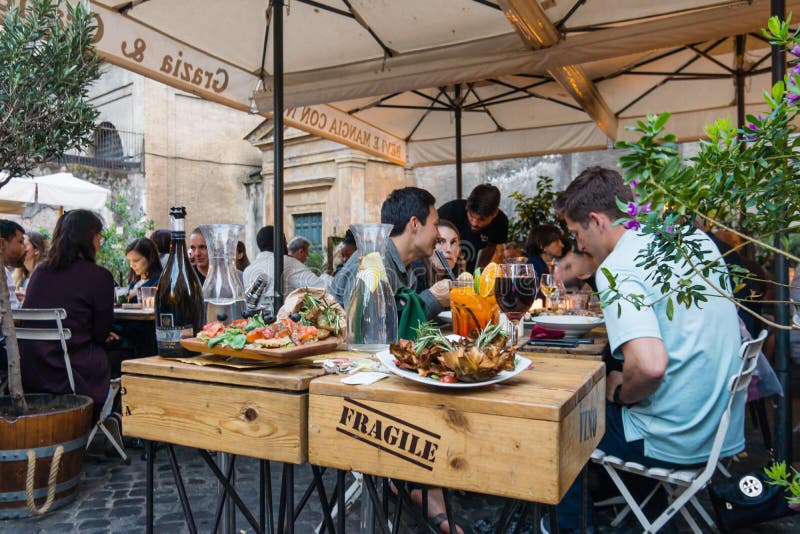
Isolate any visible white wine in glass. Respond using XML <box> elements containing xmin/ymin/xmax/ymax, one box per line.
<box><xmin>540</xmin><ymin>274</ymin><xmax>557</xmax><ymax>308</ymax></box>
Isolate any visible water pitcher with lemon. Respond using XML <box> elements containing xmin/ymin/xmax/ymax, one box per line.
<box><xmin>345</xmin><ymin>223</ymin><xmax>398</xmax><ymax>352</ymax></box>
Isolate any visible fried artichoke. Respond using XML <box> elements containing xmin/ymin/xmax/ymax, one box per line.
<box><xmin>388</xmin><ymin>322</ymin><xmax>518</xmax><ymax>383</ymax></box>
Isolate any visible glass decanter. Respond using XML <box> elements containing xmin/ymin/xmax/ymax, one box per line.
<box><xmin>199</xmin><ymin>224</ymin><xmax>245</xmax><ymax>324</ymax></box>
<box><xmin>345</xmin><ymin>223</ymin><xmax>398</xmax><ymax>352</ymax></box>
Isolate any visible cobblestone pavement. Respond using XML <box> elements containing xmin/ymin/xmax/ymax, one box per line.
<box><xmin>3</xmin><ymin>424</ymin><xmax>800</xmax><ymax>533</ymax></box>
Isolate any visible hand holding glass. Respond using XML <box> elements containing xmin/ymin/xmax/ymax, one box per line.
<box><xmin>495</xmin><ymin>263</ymin><xmax>538</xmax><ymax>347</ymax></box>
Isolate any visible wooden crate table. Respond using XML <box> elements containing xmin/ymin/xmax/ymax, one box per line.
<box><xmin>308</xmin><ymin>355</ymin><xmax>605</xmax><ymax>506</ymax></box>
<box><xmin>121</xmin><ymin>356</ymin><xmax>324</xmax><ymax>463</ymax></box>
<box><xmin>121</xmin><ymin>356</ymin><xmax>332</xmax><ymax>534</ymax></box>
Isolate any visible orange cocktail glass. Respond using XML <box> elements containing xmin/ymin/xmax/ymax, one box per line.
<box><xmin>450</xmin><ymin>280</ymin><xmax>500</xmax><ymax>338</ymax></box>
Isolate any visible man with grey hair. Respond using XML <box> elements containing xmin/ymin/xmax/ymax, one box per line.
<box><xmin>287</xmin><ymin>236</ymin><xmax>311</xmax><ymax>264</ymax></box>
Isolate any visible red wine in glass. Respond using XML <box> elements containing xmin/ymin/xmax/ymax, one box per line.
<box><xmin>495</xmin><ymin>276</ymin><xmax>537</xmax><ymax>321</ymax></box>
<box><xmin>494</xmin><ymin>262</ymin><xmax>537</xmax><ymax>347</ymax></box>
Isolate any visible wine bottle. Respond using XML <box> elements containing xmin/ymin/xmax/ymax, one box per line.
<box><xmin>155</xmin><ymin>206</ymin><xmax>204</xmax><ymax>357</ymax></box>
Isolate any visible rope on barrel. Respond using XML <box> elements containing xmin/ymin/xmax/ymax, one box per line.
<box><xmin>25</xmin><ymin>444</ymin><xmax>64</xmax><ymax>515</ymax></box>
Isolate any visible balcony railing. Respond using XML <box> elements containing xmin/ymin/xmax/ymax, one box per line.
<box><xmin>58</xmin><ymin>126</ymin><xmax>144</xmax><ymax>172</ymax></box>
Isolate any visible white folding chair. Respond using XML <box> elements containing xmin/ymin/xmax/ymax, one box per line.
<box><xmin>13</xmin><ymin>308</ymin><xmax>128</xmax><ymax>463</ymax></box>
<box><xmin>86</xmin><ymin>378</ymin><xmax>128</xmax><ymax>463</ymax></box>
<box><xmin>591</xmin><ymin>329</ymin><xmax>768</xmax><ymax>534</ymax></box>
<box><xmin>12</xmin><ymin>308</ymin><xmax>75</xmax><ymax>393</ymax></box>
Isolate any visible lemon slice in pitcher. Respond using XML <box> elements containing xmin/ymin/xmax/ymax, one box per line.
<box><xmin>457</xmin><ymin>271</ymin><xmax>473</xmax><ymax>283</ymax></box>
<box><xmin>358</xmin><ymin>252</ymin><xmax>384</xmax><ymax>291</ymax></box>
<box><xmin>479</xmin><ymin>262</ymin><xmax>499</xmax><ymax>297</ymax></box>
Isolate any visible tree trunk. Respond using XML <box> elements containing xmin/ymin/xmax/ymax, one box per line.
<box><xmin>0</xmin><ymin>246</ymin><xmax>27</xmax><ymax>413</ymax></box>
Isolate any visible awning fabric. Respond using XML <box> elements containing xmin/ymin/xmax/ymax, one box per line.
<box><xmin>82</xmin><ymin>0</ymin><xmax>797</xmax><ymax>165</ymax></box>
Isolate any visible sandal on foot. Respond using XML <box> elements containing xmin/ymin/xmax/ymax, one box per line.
<box><xmin>429</xmin><ymin>512</ymin><xmax>463</xmax><ymax>534</ymax></box>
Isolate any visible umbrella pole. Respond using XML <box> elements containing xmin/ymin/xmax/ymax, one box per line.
<box><xmin>455</xmin><ymin>85</ymin><xmax>463</xmax><ymax>200</ymax></box>
<box><xmin>735</xmin><ymin>35</ymin><xmax>745</xmax><ymax>137</ymax></box>
<box><xmin>272</xmin><ymin>0</ymin><xmax>285</xmax><ymax>311</ymax></box>
<box><xmin>771</xmin><ymin>0</ymin><xmax>792</xmax><ymax>464</ymax></box>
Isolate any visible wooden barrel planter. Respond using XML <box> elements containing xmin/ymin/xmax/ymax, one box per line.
<box><xmin>0</xmin><ymin>394</ymin><xmax>93</xmax><ymax>519</ymax></box>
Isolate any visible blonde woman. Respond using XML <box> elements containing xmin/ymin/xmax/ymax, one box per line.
<box><xmin>13</xmin><ymin>231</ymin><xmax>48</xmax><ymax>304</ymax></box>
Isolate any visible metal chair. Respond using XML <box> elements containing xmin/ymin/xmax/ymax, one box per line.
<box><xmin>12</xmin><ymin>308</ymin><xmax>128</xmax><ymax>463</ymax></box>
<box><xmin>12</xmin><ymin>308</ymin><xmax>75</xmax><ymax>392</ymax></box>
<box><xmin>591</xmin><ymin>329</ymin><xmax>767</xmax><ymax>534</ymax></box>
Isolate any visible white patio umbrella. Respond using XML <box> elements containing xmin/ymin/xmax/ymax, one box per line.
<box><xmin>84</xmin><ymin>0</ymin><xmax>796</xmax><ymax>460</ymax></box>
<box><xmin>0</xmin><ymin>172</ymin><xmax>110</xmax><ymax>213</ymax></box>
<box><xmin>87</xmin><ymin>0</ymin><xmax>796</xmax><ymax>166</ymax></box>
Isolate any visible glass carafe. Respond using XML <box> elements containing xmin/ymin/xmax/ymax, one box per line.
<box><xmin>199</xmin><ymin>224</ymin><xmax>245</xmax><ymax>324</ymax></box>
<box><xmin>345</xmin><ymin>223</ymin><xmax>398</xmax><ymax>352</ymax></box>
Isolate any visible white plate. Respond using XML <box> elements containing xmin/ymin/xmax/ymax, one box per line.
<box><xmin>437</xmin><ymin>310</ymin><xmax>452</xmax><ymax>323</ymax></box>
<box><xmin>529</xmin><ymin>315</ymin><xmax>604</xmax><ymax>338</ymax></box>
<box><xmin>376</xmin><ymin>349</ymin><xmax>531</xmax><ymax>389</ymax></box>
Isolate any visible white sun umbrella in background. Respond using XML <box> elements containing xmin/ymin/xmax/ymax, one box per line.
<box><xmin>0</xmin><ymin>172</ymin><xmax>110</xmax><ymax>217</ymax></box>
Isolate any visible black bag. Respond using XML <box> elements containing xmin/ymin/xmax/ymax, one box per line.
<box><xmin>708</xmin><ymin>471</ymin><xmax>792</xmax><ymax>531</ymax></box>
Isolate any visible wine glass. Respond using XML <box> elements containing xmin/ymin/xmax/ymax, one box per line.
<box><xmin>540</xmin><ymin>274</ymin><xmax>557</xmax><ymax>309</ymax></box>
<box><xmin>495</xmin><ymin>263</ymin><xmax>538</xmax><ymax>347</ymax></box>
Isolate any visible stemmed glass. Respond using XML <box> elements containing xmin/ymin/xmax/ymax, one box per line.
<box><xmin>540</xmin><ymin>274</ymin><xmax>557</xmax><ymax>309</ymax></box>
<box><xmin>494</xmin><ymin>263</ymin><xmax>538</xmax><ymax>347</ymax></box>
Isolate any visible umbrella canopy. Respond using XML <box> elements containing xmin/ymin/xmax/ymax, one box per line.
<box><xmin>375</xmin><ymin>33</ymin><xmax>775</xmax><ymax>166</ymax></box>
<box><xmin>88</xmin><ymin>0</ymin><xmax>797</xmax><ymax>166</ymax></box>
<box><xmin>0</xmin><ymin>172</ymin><xmax>110</xmax><ymax>212</ymax></box>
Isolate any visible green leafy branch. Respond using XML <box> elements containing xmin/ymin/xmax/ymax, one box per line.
<box><xmin>765</xmin><ymin>461</ymin><xmax>800</xmax><ymax>506</ymax></box>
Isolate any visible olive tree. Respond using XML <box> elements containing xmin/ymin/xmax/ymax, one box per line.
<box><xmin>1</xmin><ymin>0</ymin><xmax>101</xmax><ymax>412</ymax></box>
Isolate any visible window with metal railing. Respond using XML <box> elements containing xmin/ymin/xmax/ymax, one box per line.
<box><xmin>58</xmin><ymin>122</ymin><xmax>144</xmax><ymax>171</ymax></box>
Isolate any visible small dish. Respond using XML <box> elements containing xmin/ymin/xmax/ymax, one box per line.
<box><xmin>529</xmin><ymin>315</ymin><xmax>604</xmax><ymax>338</ymax></box>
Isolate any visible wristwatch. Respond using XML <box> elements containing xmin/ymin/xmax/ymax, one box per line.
<box><xmin>612</xmin><ymin>384</ymin><xmax>631</xmax><ymax>407</ymax></box>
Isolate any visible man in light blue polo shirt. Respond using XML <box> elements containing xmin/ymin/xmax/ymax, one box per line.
<box><xmin>551</xmin><ymin>167</ymin><xmax>743</xmax><ymax>532</ymax></box>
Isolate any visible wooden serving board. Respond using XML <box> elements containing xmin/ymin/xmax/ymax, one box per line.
<box><xmin>179</xmin><ymin>336</ymin><xmax>342</xmax><ymax>363</ymax></box>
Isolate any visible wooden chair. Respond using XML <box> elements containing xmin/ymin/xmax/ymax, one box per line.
<box><xmin>591</xmin><ymin>329</ymin><xmax>767</xmax><ymax>533</ymax></box>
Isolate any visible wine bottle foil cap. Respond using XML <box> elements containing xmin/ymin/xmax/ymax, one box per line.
<box><xmin>170</xmin><ymin>206</ymin><xmax>187</xmax><ymax>218</ymax></box>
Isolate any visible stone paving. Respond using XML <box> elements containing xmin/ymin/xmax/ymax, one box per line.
<box><xmin>3</xmin><ymin>420</ymin><xmax>800</xmax><ymax>533</ymax></box>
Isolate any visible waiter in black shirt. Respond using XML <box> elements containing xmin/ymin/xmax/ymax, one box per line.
<box><xmin>438</xmin><ymin>184</ymin><xmax>508</xmax><ymax>271</ymax></box>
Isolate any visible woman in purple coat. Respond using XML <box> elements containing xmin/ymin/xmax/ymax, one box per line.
<box><xmin>20</xmin><ymin>210</ymin><xmax>116</xmax><ymax>420</ymax></box>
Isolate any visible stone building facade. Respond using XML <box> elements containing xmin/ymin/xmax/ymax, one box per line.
<box><xmin>14</xmin><ymin>64</ymin><xmax>263</xmax><ymax>242</ymax></box>
<box><xmin>246</xmin><ymin>122</ymin><xmax>412</xmax><ymax>256</ymax></box>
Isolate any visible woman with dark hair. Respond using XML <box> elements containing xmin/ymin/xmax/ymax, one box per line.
<box><xmin>236</xmin><ymin>240</ymin><xmax>250</xmax><ymax>271</ymax></box>
<box><xmin>20</xmin><ymin>210</ymin><xmax>116</xmax><ymax>420</ymax></box>
<box><xmin>149</xmin><ymin>228</ymin><xmax>171</xmax><ymax>265</ymax></box>
<box><xmin>125</xmin><ymin>237</ymin><xmax>163</xmax><ymax>301</ymax></box>
<box><xmin>525</xmin><ymin>224</ymin><xmax>565</xmax><ymax>278</ymax></box>
<box><xmin>411</xmin><ymin>219</ymin><xmax>465</xmax><ymax>294</ymax></box>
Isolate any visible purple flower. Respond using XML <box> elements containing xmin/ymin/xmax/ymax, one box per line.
<box><xmin>793</xmin><ymin>63</ymin><xmax>800</xmax><ymax>77</ymax></box>
<box><xmin>787</xmin><ymin>92</ymin><xmax>800</xmax><ymax>105</ymax></box>
<box><xmin>623</xmin><ymin>220</ymin><xmax>641</xmax><ymax>231</ymax></box>
<box><xmin>640</xmin><ymin>202</ymin><xmax>652</xmax><ymax>214</ymax></box>
<box><xmin>630</xmin><ymin>179</ymin><xmax>639</xmax><ymax>187</ymax></box>
<box><xmin>792</xmin><ymin>44</ymin><xmax>800</xmax><ymax>56</ymax></box>
<box><xmin>626</xmin><ymin>202</ymin><xmax>638</xmax><ymax>217</ymax></box>
<box><xmin>746</xmin><ymin>122</ymin><xmax>758</xmax><ymax>132</ymax></box>
<box><xmin>665</xmin><ymin>225</ymin><xmax>675</xmax><ymax>234</ymax></box>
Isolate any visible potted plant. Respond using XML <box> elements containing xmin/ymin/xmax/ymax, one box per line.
<box><xmin>598</xmin><ymin>14</ymin><xmax>800</xmax><ymax>507</ymax></box>
<box><xmin>601</xmin><ymin>16</ymin><xmax>800</xmax><ymax>331</ymax></box>
<box><xmin>0</xmin><ymin>0</ymin><xmax>101</xmax><ymax>517</ymax></box>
